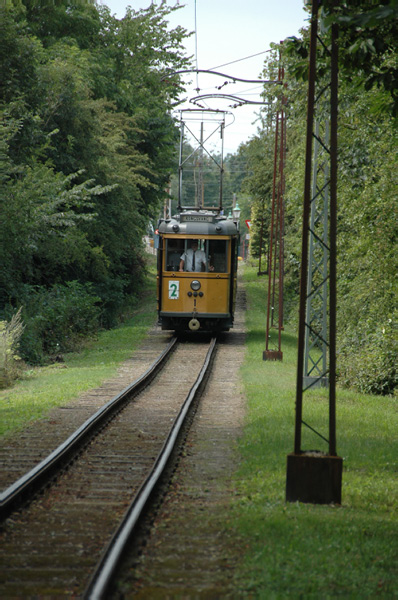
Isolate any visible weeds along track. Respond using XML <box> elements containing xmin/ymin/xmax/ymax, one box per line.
<box><xmin>0</xmin><ymin>335</ymin><xmax>217</xmax><ymax>598</ymax></box>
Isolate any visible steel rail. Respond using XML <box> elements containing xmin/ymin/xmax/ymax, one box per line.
<box><xmin>0</xmin><ymin>336</ymin><xmax>178</xmax><ymax>521</ymax></box>
<box><xmin>84</xmin><ymin>337</ymin><xmax>218</xmax><ymax>600</ymax></box>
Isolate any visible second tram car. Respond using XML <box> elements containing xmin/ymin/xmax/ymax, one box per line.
<box><xmin>157</xmin><ymin>210</ymin><xmax>239</xmax><ymax>332</ymax></box>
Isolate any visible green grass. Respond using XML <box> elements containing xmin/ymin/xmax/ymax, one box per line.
<box><xmin>0</xmin><ymin>261</ymin><xmax>158</xmax><ymax>438</ymax></box>
<box><xmin>233</xmin><ymin>264</ymin><xmax>398</xmax><ymax>598</ymax></box>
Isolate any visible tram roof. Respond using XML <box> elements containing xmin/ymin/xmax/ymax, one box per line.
<box><xmin>158</xmin><ymin>210</ymin><xmax>239</xmax><ymax>236</ymax></box>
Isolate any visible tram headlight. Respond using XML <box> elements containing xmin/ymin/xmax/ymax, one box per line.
<box><xmin>190</xmin><ymin>280</ymin><xmax>201</xmax><ymax>291</ymax></box>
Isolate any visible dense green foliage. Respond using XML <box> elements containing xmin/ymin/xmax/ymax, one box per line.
<box><xmin>19</xmin><ymin>281</ymin><xmax>101</xmax><ymax>364</ymax></box>
<box><xmin>0</xmin><ymin>0</ymin><xmax>191</xmax><ymax>364</ymax></box>
<box><xmin>239</xmin><ymin>3</ymin><xmax>397</xmax><ymax>395</ymax></box>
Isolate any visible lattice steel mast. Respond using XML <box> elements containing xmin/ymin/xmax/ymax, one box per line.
<box><xmin>286</xmin><ymin>0</ymin><xmax>342</xmax><ymax>505</ymax></box>
<box><xmin>303</xmin><ymin>17</ymin><xmax>330</xmax><ymax>389</ymax></box>
<box><xmin>264</xmin><ymin>56</ymin><xmax>286</xmax><ymax>361</ymax></box>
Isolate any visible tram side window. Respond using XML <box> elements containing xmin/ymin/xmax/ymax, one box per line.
<box><xmin>208</xmin><ymin>240</ymin><xmax>228</xmax><ymax>273</ymax></box>
<box><xmin>165</xmin><ymin>239</ymin><xmax>184</xmax><ymax>271</ymax></box>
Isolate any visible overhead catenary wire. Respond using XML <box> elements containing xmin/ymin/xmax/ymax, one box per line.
<box><xmin>208</xmin><ymin>49</ymin><xmax>272</xmax><ymax>71</ymax></box>
<box><xmin>173</xmin><ymin>5</ymin><xmax>280</xmax><ymax>152</ymax></box>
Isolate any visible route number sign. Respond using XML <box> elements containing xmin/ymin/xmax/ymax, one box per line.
<box><xmin>168</xmin><ymin>281</ymin><xmax>179</xmax><ymax>299</ymax></box>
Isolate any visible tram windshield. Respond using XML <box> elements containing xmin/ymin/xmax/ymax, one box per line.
<box><xmin>165</xmin><ymin>239</ymin><xmax>228</xmax><ymax>273</ymax></box>
<box><xmin>165</xmin><ymin>239</ymin><xmax>184</xmax><ymax>271</ymax></box>
<box><xmin>207</xmin><ymin>239</ymin><xmax>228</xmax><ymax>273</ymax></box>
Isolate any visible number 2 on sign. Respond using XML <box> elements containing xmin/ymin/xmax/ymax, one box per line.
<box><xmin>168</xmin><ymin>281</ymin><xmax>179</xmax><ymax>299</ymax></box>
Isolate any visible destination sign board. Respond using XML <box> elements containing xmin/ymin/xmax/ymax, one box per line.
<box><xmin>180</xmin><ymin>215</ymin><xmax>215</xmax><ymax>223</ymax></box>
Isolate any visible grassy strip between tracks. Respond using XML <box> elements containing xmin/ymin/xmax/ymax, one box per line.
<box><xmin>0</xmin><ymin>258</ymin><xmax>158</xmax><ymax>438</ymax></box>
<box><xmin>233</xmin><ymin>264</ymin><xmax>398</xmax><ymax>598</ymax></box>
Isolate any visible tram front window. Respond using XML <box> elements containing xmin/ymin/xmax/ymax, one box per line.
<box><xmin>165</xmin><ymin>239</ymin><xmax>184</xmax><ymax>271</ymax></box>
<box><xmin>208</xmin><ymin>240</ymin><xmax>228</xmax><ymax>273</ymax></box>
<box><xmin>166</xmin><ymin>239</ymin><xmax>228</xmax><ymax>273</ymax></box>
<box><xmin>179</xmin><ymin>239</ymin><xmax>208</xmax><ymax>272</ymax></box>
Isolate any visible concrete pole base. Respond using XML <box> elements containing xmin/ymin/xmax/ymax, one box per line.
<box><xmin>286</xmin><ymin>452</ymin><xmax>343</xmax><ymax>504</ymax></box>
<box><xmin>263</xmin><ymin>350</ymin><xmax>283</xmax><ymax>361</ymax></box>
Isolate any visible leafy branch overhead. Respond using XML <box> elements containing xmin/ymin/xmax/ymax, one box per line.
<box><xmin>0</xmin><ymin>0</ymin><xmax>192</xmax><ymax>364</ymax></box>
<box><xmin>286</xmin><ymin>0</ymin><xmax>398</xmax><ymax>117</ymax></box>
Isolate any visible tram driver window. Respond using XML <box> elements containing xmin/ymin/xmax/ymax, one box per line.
<box><xmin>165</xmin><ymin>239</ymin><xmax>184</xmax><ymax>271</ymax></box>
<box><xmin>208</xmin><ymin>240</ymin><xmax>228</xmax><ymax>273</ymax></box>
<box><xmin>179</xmin><ymin>239</ymin><xmax>209</xmax><ymax>272</ymax></box>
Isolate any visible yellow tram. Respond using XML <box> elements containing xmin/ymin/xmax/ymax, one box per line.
<box><xmin>157</xmin><ymin>209</ymin><xmax>239</xmax><ymax>332</ymax></box>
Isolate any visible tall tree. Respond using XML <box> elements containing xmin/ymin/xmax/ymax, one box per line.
<box><xmin>0</xmin><ymin>0</ymin><xmax>192</xmax><ymax>358</ymax></box>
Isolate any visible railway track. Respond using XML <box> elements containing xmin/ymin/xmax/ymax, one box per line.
<box><xmin>0</xmin><ymin>336</ymin><xmax>178</xmax><ymax>521</ymax></box>
<box><xmin>0</xmin><ymin>335</ymin><xmax>218</xmax><ymax>598</ymax></box>
<box><xmin>0</xmin><ymin>330</ymin><xmax>175</xmax><ymax>493</ymax></box>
